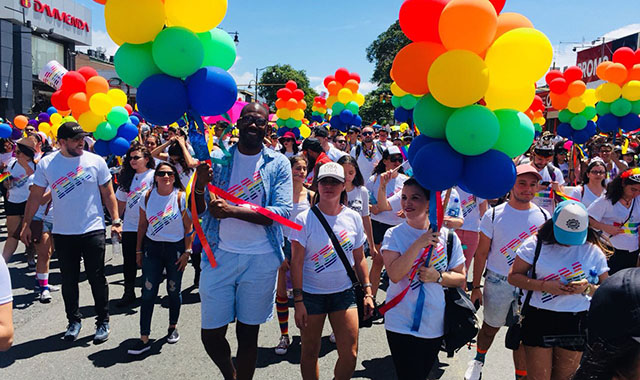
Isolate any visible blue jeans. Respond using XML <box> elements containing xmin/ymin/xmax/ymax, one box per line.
<box><xmin>140</xmin><ymin>238</ymin><xmax>185</xmax><ymax>336</ymax></box>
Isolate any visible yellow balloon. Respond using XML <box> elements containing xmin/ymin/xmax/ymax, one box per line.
<box><xmin>337</xmin><ymin>88</ymin><xmax>353</xmax><ymax>104</ymax></box>
<box><xmin>428</xmin><ymin>50</ymin><xmax>489</xmax><ymax>108</ymax></box>
<box><xmin>51</xmin><ymin>123</ymin><xmax>60</xmax><ymax>139</ymax></box>
<box><xmin>622</xmin><ymin>80</ymin><xmax>640</xmax><ymax>101</ymax></box>
<box><xmin>105</xmin><ymin>0</ymin><xmax>165</xmax><ymax>45</ymax></box>
<box><xmin>567</xmin><ymin>97</ymin><xmax>586</xmax><ymax>114</ymax></box>
<box><xmin>165</xmin><ymin>0</ymin><xmax>227</xmax><ymax>34</ymax></box>
<box><xmin>78</xmin><ymin>111</ymin><xmax>105</xmax><ymax>133</ymax></box>
<box><xmin>390</xmin><ymin>82</ymin><xmax>408</xmax><ymax>97</ymax></box>
<box><xmin>63</xmin><ymin>116</ymin><xmax>77</xmax><ymax>123</ymax></box>
<box><xmin>89</xmin><ymin>93</ymin><xmax>114</xmax><ymax>116</ymax></box>
<box><xmin>485</xmin><ymin>82</ymin><xmax>535</xmax><ymax>112</ymax></box>
<box><xmin>400</xmin><ymin>122</ymin><xmax>409</xmax><ymax>132</ymax></box>
<box><xmin>292</xmin><ymin>109</ymin><xmax>305</xmax><ymax>121</ymax></box>
<box><xmin>485</xmin><ymin>28</ymin><xmax>553</xmax><ymax>84</ymax></box>
<box><xmin>299</xmin><ymin>124</ymin><xmax>311</xmax><ymax>139</ymax></box>
<box><xmin>326</xmin><ymin>96</ymin><xmax>338</xmax><ymax>108</ymax></box>
<box><xmin>353</xmin><ymin>93</ymin><xmax>365</xmax><ymax>107</ymax></box>
<box><xmin>108</xmin><ymin>89</ymin><xmax>128</xmax><ymax>108</ymax></box>
<box><xmin>581</xmin><ymin>88</ymin><xmax>598</xmax><ymax>107</ymax></box>
<box><xmin>276</xmin><ymin>108</ymin><xmax>290</xmax><ymax>120</ymax></box>
<box><xmin>49</xmin><ymin>113</ymin><xmax>63</xmax><ymax>126</ymax></box>
<box><xmin>38</xmin><ymin>123</ymin><xmax>51</xmax><ymax>136</ymax></box>
<box><xmin>597</xmin><ymin>82</ymin><xmax>622</xmax><ymax>103</ymax></box>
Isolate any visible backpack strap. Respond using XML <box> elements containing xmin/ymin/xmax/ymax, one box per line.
<box><xmin>546</xmin><ymin>163</ymin><xmax>556</xmax><ymax>182</ymax></box>
<box><xmin>355</xmin><ymin>144</ymin><xmax>361</xmax><ymax>159</ymax></box>
<box><xmin>492</xmin><ymin>206</ymin><xmax>496</xmax><ymax>222</ymax></box>
<box><xmin>446</xmin><ymin>229</ymin><xmax>454</xmax><ymax>267</ymax></box>
<box><xmin>581</xmin><ymin>185</ymin><xmax>585</xmax><ymax>200</ymax></box>
<box><xmin>144</xmin><ymin>189</ymin><xmax>152</xmax><ymax>209</ymax></box>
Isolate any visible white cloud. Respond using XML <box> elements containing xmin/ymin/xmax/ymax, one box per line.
<box><xmin>359</xmin><ymin>81</ymin><xmax>376</xmax><ymax>95</ymax></box>
<box><xmin>77</xmin><ymin>30</ymin><xmax>119</xmax><ymax>57</ymax></box>
<box><xmin>309</xmin><ymin>76</ymin><xmax>323</xmax><ymax>83</ymax></box>
<box><xmin>603</xmin><ymin>24</ymin><xmax>640</xmax><ymax>40</ymax></box>
<box><xmin>230</xmin><ymin>70</ymin><xmax>254</xmax><ymax>85</ymax></box>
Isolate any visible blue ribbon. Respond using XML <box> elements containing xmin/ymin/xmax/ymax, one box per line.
<box><xmin>187</xmin><ymin>110</ymin><xmax>232</xmax><ymax>166</ymax></box>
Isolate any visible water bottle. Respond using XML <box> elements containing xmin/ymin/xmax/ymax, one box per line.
<box><xmin>111</xmin><ymin>233</ymin><xmax>122</xmax><ymax>256</ymax></box>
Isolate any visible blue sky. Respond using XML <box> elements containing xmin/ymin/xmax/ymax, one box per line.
<box><xmin>78</xmin><ymin>0</ymin><xmax>640</xmax><ymax>94</ymax></box>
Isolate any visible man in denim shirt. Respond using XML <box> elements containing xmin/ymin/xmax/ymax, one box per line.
<box><xmin>192</xmin><ymin>103</ymin><xmax>292</xmax><ymax>380</ymax></box>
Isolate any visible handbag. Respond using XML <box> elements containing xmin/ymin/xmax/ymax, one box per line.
<box><xmin>505</xmin><ymin>236</ymin><xmax>542</xmax><ymax>350</ymax></box>
<box><xmin>310</xmin><ymin>206</ymin><xmax>373</xmax><ymax>328</ymax></box>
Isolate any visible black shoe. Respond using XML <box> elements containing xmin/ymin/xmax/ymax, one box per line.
<box><xmin>167</xmin><ymin>328</ymin><xmax>180</xmax><ymax>344</ymax></box>
<box><xmin>116</xmin><ymin>293</ymin><xmax>136</xmax><ymax>307</ymax></box>
<box><xmin>127</xmin><ymin>339</ymin><xmax>151</xmax><ymax>355</ymax></box>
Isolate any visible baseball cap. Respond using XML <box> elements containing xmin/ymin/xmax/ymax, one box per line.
<box><xmin>587</xmin><ymin>268</ymin><xmax>640</xmax><ymax>343</ymax></box>
<box><xmin>317</xmin><ymin>162</ymin><xmax>345</xmax><ymax>182</ymax></box>
<box><xmin>516</xmin><ymin>164</ymin><xmax>542</xmax><ymax>181</ymax></box>
<box><xmin>57</xmin><ymin>122</ymin><xmax>89</xmax><ymax>140</ymax></box>
<box><xmin>386</xmin><ymin>146</ymin><xmax>402</xmax><ymax>156</ymax></box>
<box><xmin>534</xmin><ymin>132</ymin><xmax>555</xmax><ymax>155</ymax></box>
<box><xmin>301</xmin><ymin>137</ymin><xmax>323</xmax><ymax>153</ymax></box>
<box><xmin>314</xmin><ymin>127</ymin><xmax>328</xmax><ymax>138</ymax></box>
<box><xmin>552</xmin><ymin>200</ymin><xmax>589</xmax><ymax>246</ymax></box>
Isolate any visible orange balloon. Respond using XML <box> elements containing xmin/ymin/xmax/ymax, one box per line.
<box><xmin>326</xmin><ymin>81</ymin><xmax>341</xmax><ymax>95</ymax></box>
<box><xmin>344</xmin><ymin>79</ymin><xmax>359</xmax><ymax>93</ymax></box>
<box><xmin>68</xmin><ymin>92</ymin><xmax>90</xmax><ymax>115</ymax></box>
<box><xmin>275</xmin><ymin>99</ymin><xmax>286</xmax><ymax>109</ymax></box>
<box><xmin>525</xmin><ymin>109</ymin><xmax>534</xmax><ymax>119</ymax></box>
<box><xmin>439</xmin><ymin>0</ymin><xmax>498</xmax><ymax>54</ymax></box>
<box><xmin>604</xmin><ymin>63</ymin><xmax>628</xmax><ymax>85</ymax></box>
<box><xmin>596</xmin><ymin>61</ymin><xmax>613</xmax><ymax>80</ymax></box>
<box><xmin>567</xmin><ymin>80</ymin><xmax>586</xmax><ymax>98</ymax></box>
<box><xmin>391</xmin><ymin>41</ymin><xmax>446</xmax><ymax>95</ymax></box>
<box><xmin>550</xmin><ymin>92</ymin><xmax>570</xmax><ymax>110</ymax></box>
<box><xmin>286</xmin><ymin>98</ymin><xmax>298</xmax><ymax>110</ymax></box>
<box><xmin>628</xmin><ymin>64</ymin><xmax>640</xmax><ymax>81</ymax></box>
<box><xmin>86</xmin><ymin>76</ymin><xmax>109</xmax><ymax>98</ymax></box>
<box><xmin>13</xmin><ymin>115</ymin><xmax>28</xmax><ymax>129</ymax></box>
<box><xmin>299</xmin><ymin>100</ymin><xmax>307</xmax><ymax>110</ymax></box>
<box><xmin>59</xmin><ymin>109</ymin><xmax>71</xmax><ymax>117</ymax></box>
<box><xmin>494</xmin><ymin>12</ymin><xmax>533</xmax><ymax>40</ymax></box>
<box><xmin>533</xmin><ymin>110</ymin><xmax>543</xmax><ymax>119</ymax></box>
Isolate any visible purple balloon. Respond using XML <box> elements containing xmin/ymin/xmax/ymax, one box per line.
<box><xmin>27</xmin><ymin>119</ymin><xmax>38</xmax><ymax>127</ymax></box>
<box><xmin>38</xmin><ymin>113</ymin><xmax>50</xmax><ymax>123</ymax></box>
<box><xmin>10</xmin><ymin>128</ymin><xmax>23</xmax><ymax>140</ymax></box>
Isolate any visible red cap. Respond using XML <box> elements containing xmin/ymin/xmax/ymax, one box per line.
<box><xmin>516</xmin><ymin>164</ymin><xmax>542</xmax><ymax>181</ymax></box>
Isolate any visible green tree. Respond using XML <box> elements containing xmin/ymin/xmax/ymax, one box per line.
<box><xmin>258</xmin><ymin>64</ymin><xmax>318</xmax><ymax>118</ymax></box>
<box><xmin>359</xmin><ymin>83</ymin><xmax>394</xmax><ymax>126</ymax></box>
<box><xmin>365</xmin><ymin>20</ymin><xmax>411</xmax><ymax>86</ymax></box>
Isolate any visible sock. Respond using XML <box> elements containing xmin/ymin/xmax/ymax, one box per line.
<box><xmin>36</xmin><ymin>273</ymin><xmax>49</xmax><ymax>289</ymax></box>
<box><xmin>276</xmin><ymin>295</ymin><xmax>289</xmax><ymax>337</ymax></box>
<box><xmin>515</xmin><ymin>369</ymin><xmax>527</xmax><ymax>380</ymax></box>
<box><xmin>474</xmin><ymin>348</ymin><xmax>488</xmax><ymax>364</ymax></box>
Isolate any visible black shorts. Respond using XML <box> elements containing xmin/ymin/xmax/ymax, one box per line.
<box><xmin>5</xmin><ymin>200</ymin><xmax>26</xmax><ymax>216</ymax></box>
<box><xmin>521</xmin><ymin>306</ymin><xmax>587</xmax><ymax>351</ymax></box>
<box><xmin>371</xmin><ymin>219</ymin><xmax>394</xmax><ymax>245</ymax></box>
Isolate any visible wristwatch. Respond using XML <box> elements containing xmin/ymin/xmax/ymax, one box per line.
<box><xmin>437</xmin><ymin>272</ymin><xmax>443</xmax><ymax>284</ymax></box>
<box><xmin>112</xmin><ymin>218</ymin><xmax>122</xmax><ymax>227</ymax></box>
<box><xmin>184</xmin><ymin>249</ymin><xmax>193</xmax><ymax>254</ymax></box>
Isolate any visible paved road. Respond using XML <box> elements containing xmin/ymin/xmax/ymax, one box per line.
<box><xmin>0</xmin><ymin>221</ymin><xmax>515</xmax><ymax>379</ymax></box>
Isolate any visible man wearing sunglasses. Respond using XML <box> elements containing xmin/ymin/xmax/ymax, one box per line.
<box><xmin>599</xmin><ymin>142</ymin><xmax>628</xmax><ymax>182</ymax></box>
<box><xmin>192</xmin><ymin>102</ymin><xmax>293</xmax><ymax>380</ymax></box>
<box><xmin>530</xmin><ymin>133</ymin><xmax>565</xmax><ymax>215</ymax></box>
<box><xmin>351</xmin><ymin>126</ymin><xmax>383</xmax><ymax>179</ymax></box>
<box><xmin>315</xmin><ymin>126</ymin><xmax>346</xmax><ymax>162</ymax></box>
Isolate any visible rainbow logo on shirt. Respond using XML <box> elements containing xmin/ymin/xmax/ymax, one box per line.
<box><xmin>51</xmin><ymin>166</ymin><xmax>93</xmax><ymax>200</ymax></box>
<box><xmin>310</xmin><ymin>230</ymin><xmax>353</xmax><ymax>273</ymax></box>
<box><xmin>12</xmin><ymin>173</ymin><xmax>29</xmax><ymax>188</ymax></box>
<box><xmin>461</xmin><ymin>195</ymin><xmax>477</xmax><ymax>218</ymax></box>
<box><xmin>148</xmin><ymin>204</ymin><xmax>179</xmax><ymax>236</ymax></box>
<box><xmin>499</xmin><ymin>225</ymin><xmax>540</xmax><ymax>267</ymax></box>
<box><xmin>534</xmin><ymin>189</ymin><xmax>553</xmax><ymax>199</ymax></box>
<box><xmin>540</xmin><ymin>261</ymin><xmax>586</xmax><ymax>303</ymax></box>
<box><xmin>410</xmin><ymin>244</ymin><xmax>448</xmax><ymax>290</ymax></box>
<box><xmin>128</xmin><ymin>182</ymin><xmax>150</xmax><ymax>209</ymax></box>
<box><xmin>227</xmin><ymin>171</ymin><xmax>263</xmax><ymax>202</ymax></box>
<box><xmin>613</xmin><ymin>221</ymin><xmax>639</xmax><ymax>235</ymax></box>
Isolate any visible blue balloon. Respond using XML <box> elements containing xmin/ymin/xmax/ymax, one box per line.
<box><xmin>109</xmin><ymin>137</ymin><xmax>130</xmax><ymax>157</ymax></box>
<box><xmin>38</xmin><ymin>113</ymin><xmax>50</xmax><ymax>123</ymax></box>
<box><xmin>407</xmin><ymin>134</ymin><xmax>440</xmax><ymax>165</ymax></box>
<box><xmin>330</xmin><ymin>116</ymin><xmax>346</xmax><ymax>132</ymax></box>
<box><xmin>573</xmin><ymin>121</ymin><xmax>596</xmax><ymax>144</ymax></box>
<box><xmin>93</xmin><ymin>140</ymin><xmax>111</xmax><ymax>156</ymax></box>
<box><xmin>129</xmin><ymin>115</ymin><xmax>140</xmax><ymax>126</ymax></box>
<box><xmin>394</xmin><ymin>107</ymin><xmax>411</xmax><ymax>123</ymax></box>
<box><xmin>117</xmin><ymin>122</ymin><xmax>139</xmax><ymax>142</ymax></box>
<box><xmin>353</xmin><ymin>115</ymin><xmax>362</xmax><ymax>127</ymax></box>
<box><xmin>340</xmin><ymin>109</ymin><xmax>354</xmax><ymax>124</ymax></box>
<box><xmin>461</xmin><ymin>150</ymin><xmax>516</xmax><ymax>199</ymax></box>
<box><xmin>186</xmin><ymin>67</ymin><xmax>237</xmax><ymax>117</ymax></box>
<box><xmin>557</xmin><ymin>123</ymin><xmax>573</xmax><ymax>139</ymax></box>
<box><xmin>412</xmin><ymin>141</ymin><xmax>464</xmax><ymax>191</ymax></box>
<box><xmin>138</xmin><ymin>74</ymin><xmax>188</xmax><ymax>126</ymax></box>
<box><xmin>46</xmin><ymin>107</ymin><xmax>57</xmax><ymax>116</ymax></box>
<box><xmin>311</xmin><ymin>115</ymin><xmax>323</xmax><ymax>123</ymax></box>
<box><xmin>0</xmin><ymin>124</ymin><xmax>11</xmax><ymax>138</ymax></box>
<box><xmin>597</xmin><ymin>114</ymin><xmax>620</xmax><ymax>133</ymax></box>
<box><xmin>620</xmin><ymin>113</ymin><xmax>640</xmax><ymax>132</ymax></box>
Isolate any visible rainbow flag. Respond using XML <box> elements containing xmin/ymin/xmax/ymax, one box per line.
<box><xmin>614</xmin><ymin>221</ymin><xmax>639</xmax><ymax>235</ymax></box>
<box><xmin>554</xmin><ymin>190</ymin><xmax>580</xmax><ymax>202</ymax></box>
<box><xmin>0</xmin><ymin>173</ymin><xmax>11</xmax><ymax>183</ymax></box>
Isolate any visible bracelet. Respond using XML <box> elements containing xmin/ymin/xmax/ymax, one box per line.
<box><xmin>292</xmin><ymin>288</ymin><xmax>303</xmax><ymax>298</ymax></box>
<box><xmin>361</xmin><ymin>283</ymin><xmax>372</xmax><ymax>288</ymax></box>
<box><xmin>471</xmin><ymin>285</ymin><xmax>483</xmax><ymax>290</ymax></box>
<box><xmin>294</xmin><ymin>299</ymin><xmax>304</xmax><ymax>303</ymax></box>
<box><xmin>194</xmin><ymin>188</ymin><xmax>205</xmax><ymax>195</ymax></box>
<box><xmin>364</xmin><ymin>294</ymin><xmax>374</xmax><ymax>299</ymax></box>
<box><xmin>136</xmin><ymin>251</ymin><xmax>143</xmax><ymax>255</ymax></box>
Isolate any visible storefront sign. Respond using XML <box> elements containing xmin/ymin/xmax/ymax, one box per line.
<box><xmin>576</xmin><ymin>33</ymin><xmax>639</xmax><ymax>83</ymax></box>
<box><xmin>20</xmin><ymin>0</ymin><xmax>89</xmax><ymax>32</ymax></box>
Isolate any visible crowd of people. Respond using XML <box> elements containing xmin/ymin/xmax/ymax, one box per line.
<box><xmin>0</xmin><ymin>102</ymin><xmax>639</xmax><ymax>380</ymax></box>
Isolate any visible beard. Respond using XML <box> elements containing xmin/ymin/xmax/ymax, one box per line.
<box><xmin>238</xmin><ymin>128</ymin><xmax>265</xmax><ymax>150</ymax></box>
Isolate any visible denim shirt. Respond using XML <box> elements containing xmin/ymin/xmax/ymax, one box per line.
<box><xmin>195</xmin><ymin>145</ymin><xmax>293</xmax><ymax>263</ymax></box>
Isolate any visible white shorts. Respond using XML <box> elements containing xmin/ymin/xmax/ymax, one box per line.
<box><xmin>483</xmin><ymin>269</ymin><xmax>518</xmax><ymax>328</ymax></box>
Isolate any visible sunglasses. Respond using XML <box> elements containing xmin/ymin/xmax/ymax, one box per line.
<box><xmin>130</xmin><ymin>155</ymin><xmax>144</xmax><ymax>161</ymax></box>
<box><xmin>283</xmin><ymin>138</ymin><xmax>294</xmax><ymax>142</ymax></box>
<box><xmin>590</xmin><ymin>170</ymin><xmax>606</xmax><ymax>175</ymax></box>
<box><xmin>155</xmin><ymin>171</ymin><xmax>175</xmax><ymax>177</ymax></box>
<box><xmin>389</xmin><ymin>154</ymin><xmax>403</xmax><ymax>163</ymax></box>
<box><xmin>238</xmin><ymin>116</ymin><xmax>267</xmax><ymax>127</ymax></box>
<box><xmin>335</xmin><ymin>140</ymin><xmax>346</xmax><ymax>144</ymax></box>
<box><xmin>362</xmin><ymin>131</ymin><xmax>373</xmax><ymax>136</ymax></box>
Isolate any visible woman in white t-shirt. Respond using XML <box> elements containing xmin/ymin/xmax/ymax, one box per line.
<box><xmin>129</xmin><ymin>162</ymin><xmax>193</xmax><ymax>356</ymax></box>
<box><xmin>115</xmin><ymin>144</ymin><xmax>156</xmax><ymax>307</ymax></box>
<box><xmin>167</xmin><ymin>138</ymin><xmax>198</xmax><ymax>186</ymax></box>
<box><xmin>566</xmin><ymin>159</ymin><xmax>606</xmax><ymax>208</ymax></box>
<box><xmin>509</xmin><ymin>201</ymin><xmax>609</xmax><ymax>380</ymax></box>
<box><xmin>381</xmin><ymin>178</ymin><xmax>466</xmax><ymax>380</ymax></box>
<box><xmin>0</xmin><ymin>254</ymin><xmax>13</xmax><ymax>351</ymax></box>
<box><xmin>290</xmin><ymin>162</ymin><xmax>374</xmax><ymax>380</ymax></box>
<box><xmin>588</xmin><ymin>169</ymin><xmax>640</xmax><ymax>275</ymax></box>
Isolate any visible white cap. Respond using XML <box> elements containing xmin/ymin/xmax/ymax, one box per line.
<box><xmin>317</xmin><ymin>162</ymin><xmax>345</xmax><ymax>182</ymax></box>
<box><xmin>553</xmin><ymin>200</ymin><xmax>589</xmax><ymax>245</ymax></box>
<box><xmin>386</xmin><ymin>145</ymin><xmax>402</xmax><ymax>156</ymax></box>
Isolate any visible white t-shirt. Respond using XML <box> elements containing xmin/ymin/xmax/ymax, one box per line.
<box><xmin>588</xmin><ymin>196</ymin><xmax>640</xmax><ymax>251</ymax></box>
<box><xmin>284</xmin><ymin>191</ymin><xmax>311</xmax><ymax>239</ymax></box>
<box><xmin>327</xmin><ymin>146</ymin><xmax>348</xmax><ymax>162</ymax></box>
<box><xmin>479</xmin><ymin>203</ymin><xmax>550</xmax><ymax>276</ymax></box>
<box><xmin>7</xmin><ymin>159</ymin><xmax>36</xmax><ymax>203</ymax></box>
<box><xmin>116</xmin><ymin>169</ymin><xmax>155</xmax><ymax>232</ymax></box>
<box><xmin>34</xmin><ymin>187</ymin><xmax>54</xmax><ymax>224</ymax></box>
<box><xmin>366</xmin><ymin>173</ymin><xmax>408</xmax><ymax>226</ymax></box>
<box><xmin>284</xmin><ymin>150</ymin><xmax>297</xmax><ymax>159</ymax></box>
<box><xmin>140</xmin><ymin>188</ymin><xmax>186</xmax><ymax>242</ymax></box>
<box><xmin>566</xmin><ymin>185</ymin><xmax>604</xmax><ymax>209</ymax></box>
<box><xmin>387</xmin><ymin>188</ymin><xmax>462</xmax><ymax>223</ymax></box>
<box><xmin>558</xmin><ymin>162</ymin><xmax>569</xmax><ymax>183</ymax></box>
<box><xmin>375</xmin><ymin>139</ymin><xmax>394</xmax><ymax>149</ymax></box>
<box><xmin>175</xmin><ymin>162</ymin><xmax>195</xmax><ymax>188</ymax></box>
<box><xmin>347</xmin><ymin>186</ymin><xmax>370</xmax><ymax>217</ymax></box>
<box><xmin>218</xmin><ymin>150</ymin><xmax>272</xmax><ymax>254</ymax></box>
<box><xmin>457</xmin><ymin>187</ymin><xmax>485</xmax><ymax>232</ymax></box>
<box><xmin>517</xmin><ymin>236</ymin><xmax>609</xmax><ymax>312</ymax></box>
<box><xmin>350</xmin><ymin>144</ymin><xmax>383</xmax><ymax>180</ymax></box>
<box><xmin>0</xmin><ymin>256</ymin><xmax>12</xmax><ymax>306</ymax></box>
<box><xmin>382</xmin><ymin>224</ymin><xmax>465</xmax><ymax>339</ymax></box>
<box><xmin>534</xmin><ymin>165</ymin><xmax>565</xmax><ymax>215</ymax></box>
<box><xmin>33</xmin><ymin>151</ymin><xmax>112</xmax><ymax>235</ymax></box>
<box><xmin>289</xmin><ymin>206</ymin><xmax>366</xmax><ymax>294</ymax></box>
<box><xmin>0</xmin><ymin>152</ymin><xmax>13</xmax><ymax>167</ymax></box>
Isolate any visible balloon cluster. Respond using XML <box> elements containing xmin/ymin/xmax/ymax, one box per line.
<box><xmin>104</xmin><ymin>0</ymin><xmax>237</xmax><ymax>126</ymax></box>
<box><xmin>390</xmin><ymin>82</ymin><xmax>420</xmax><ymax>123</ymax></box>
<box><xmin>393</xmin><ymin>0</ymin><xmax>552</xmax><ymax>199</ymax></box>
<box><xmin>275</xmin><ymin>81</ymin><xmax>306</xmax><ymax>139</ymax></box>
<box><xmin>311</xmin><ymin>96</ymin><xmax>327</xmax><ymax>123</ymax></box>
<box><xmin>545</xmin><ymin>66</ymin><xmax>597</xmax><ymax>144</ymax></box>
<box><xmin>594</xmin><ymin>47</ymin><xmax>640</xmax><ymax>133</ymax></box>
<box><xmin>324</xmin><ymin>68</ymin><xmax>365</xmax><ymax>132</ymax></box>
<box><xmin>524</xmin><ymin>95</ymin><xmax>546</xmax><ymax>135</ymax></box>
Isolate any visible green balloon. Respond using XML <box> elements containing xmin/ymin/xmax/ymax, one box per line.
<box><xmin>391</xmin><ymin>95</ymin><xmax>401</xmax><ymax>108</ymax></box>
<box><xmin>632</xmin><ymin>100</ymin><xmax>640</xmax><ymax>114</ymax></box>
<box><xmin>595</xmin><ymin>101</ymin><xmax>611</xmax><ymax>116</ymax></box>
<box><xmin>276</xmin><ymin>118</ymin><xmax>285</xmax><ymax>127</ymax></box>
<box><xmin>345</xmin><ymin>101</ymin><xmax>359</xmax><ymax>114</ymax></box>
<box><xmin>94</xmin><ymin>122</ymin><xmax>117</xmax><ymax>141</ymax></box>
<box><xmin>152</xmin><ymin>26</ymin><xmax>204</xmax><ymax>78</ymax></box>
<box><xmin>446</xmin><ymin>105</ymin><xmax>500</xmax><ymax>156</ymax></box>
<box><xmin>610</xmin><ymin>98</ymin><xmax>632</xmax><ymax>117</ymax></box>
<box><xmin>198</xmin><ymin>28</ymin><xmax>237</xmax><ymax>71</ymax></box>
<box><xmin>414</xmin><ymin>94</ymin><xmax>455</xmax><ymax>139</ymax></box>
<box><xmin>580</xmin><ymin>106</ymin><xmax>597</xmax><ymax>120</ymax></box>
<box><xmin>114</xmin><ymin>43</ymin><xmax>162</xmax><ymax>88</ymax></box>
<box><xmin>401</xmin><ymin>95</ymin><xmax>419</xmax><ymax>110</ymax></box>
<box><xmin>492</xmin><ymin>109</ymin><xmax>535</xmax><ymax>158</ymax></box>
<box><xmin>570</xmin><ymin>115</ymin><xmax>588</xmax><ymax>130</ymax></box>
<box><xmin>558</xmin><ymin>109</ymin><xmax>574</xmax><ymax>123</ymax></box>
<box><xmin>107</xmin><ymin>106</ymin><xmax>129</xmax><ymax>128</ymax></box>
<box><xmin>534</xmin><ymin>123</ymin><xmax>542</xmax><ymax>133</ymax></box>
<box><xmin>332</xmin><ymin>102</ymin><xmax>345</xmax><ymax>114</ymax></box>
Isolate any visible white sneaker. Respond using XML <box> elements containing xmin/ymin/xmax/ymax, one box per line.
<box><xmin>329</xmin><ymin>332</ymin><xmax>336</xmax><ymax>344</ymax></box>
<box><xmin>39</xmin><ymin>288</ymin><xmax>52</xmax><ymax>303</ymax></box>
<box><xmin>48</xmin><ymin>284</ymin><xmax>60</xmax><ymax>292</ymax></box>
<box><xmin>274</xmin><ymin>335</ymin><xmax>290</xmax><ymax>355</ymax></box>
<box><xmin>464</xmin><ymin>360</ymin><xmax>484</xmax><ymax>380</ymax></box>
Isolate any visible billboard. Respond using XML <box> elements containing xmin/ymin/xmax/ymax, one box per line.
<box><xmin>576</xmin><ymin>33</ymin><xmax>639</xmax><ymax>83</ymax></box>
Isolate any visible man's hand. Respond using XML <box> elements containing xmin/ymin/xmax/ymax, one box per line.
<box><xmin>209</xmin><ymin>198</ymin><xmax>235</xmax><ymax>219</ymax></box>
<box><xmin>111</xmin><ymin>224</ymin><xmax>122</xmax><ymax>241</ymax></box>
<box><xmin>20</xmin><ymin>224</ymin><xmax>31</xmax><ymax>246</ymax></box>
<box><xmin>194</xmin><ymin>162</ymin><xmax>212</xmax><ymax>190</ymax></box>
<box><xmin>175</xmin><ymin>252</ymin><xmax>190</xmax><ymax>271</ymax></box>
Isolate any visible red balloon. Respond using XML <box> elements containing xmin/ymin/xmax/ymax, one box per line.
<box><xmin>285</xmin><ymin>80</ymin><xmax>297</xmax><ymax>91</ymax></box>
<box><xmin>292</xmin><ymin>89</ymin><xmax>305</xmax><ymax>101</ymax></box>
<box><xmin>549</xmin><ymin>78</ymin><xmax>568</xmax><ymax>94</ymax></box>
<box><xmin>399</xmin><ymin>0</ymin><xmax>450</xmax><ymax>43</ymax></box>
<box><xmin>545</xmin><ymin>70</ymin><xmax>563</xmax><ymax>85</ymax></box>
<box><xmin>61</xmin><ymin>71</ymin><xmax>87</xmax><ymax>94</ymax></box>
<box><xmin>125</xmin><ymin>104</ymin><xmax>133</xmax><ymax>115</ymax></box>
<box><xmin>51</xmin><ymin>90</ymin><xmax>71</xmax><ymax>111</ymax></box>
<box><xmin>488</xmin><ymin>0</ymin><xmax>505</xmax><ymax>13</ymax></box>
<box><xmin>334</xmin><ymin>68</ymin><xmax>350</xmax><ymax>84</ymax></box>
<box><xmin>323</xmin><ymin>75</ymin><xmax>335</xmax><ymax>88</ymax></box>
<box><xmin>277</xmin><ymin>88</ymin><xmax>292</xmax><ymax>101</ymax></box>
<box><xmin>613</xmin><ymin>47</ymin><xmax>636</xmax><ymax>69</ymax></box>
<box><xmin>635</xmin><ymin>49</ymin><xmax>640</xmax><ymax>65</ymax></box>
<box><xmin>563</xmin><ymin>66</ymin><xmax>583</xmax><ymax>83</ymax></box>
<box><xmin>530</xmin><ymin>95</ymin><xmax>544</xmax><ymax>112</ymax></box>
<box><xmin>349</xmin><ymin>72</ymin><xmax>361</xmax><ymax>84</ymax></box>
<box><xmin>77</xmin><ymin>66</ymin><xmax>98</xmax><ymax>81</ymax></box>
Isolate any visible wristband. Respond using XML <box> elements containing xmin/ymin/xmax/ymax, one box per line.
<box><xmin>472</xmin><ymin>285</ymin><xmax>483</xmax><ymax>290</ymax></box>
<box><xmin>294</xmin><ymin>299</ymin><xmax>304</xmax><ymax>303</ymax></box>
<box><xmin>194</xmin><ymin>188</ymin><xmax>205</xmax><ymax>195</ymax></box>
<box><xmin>362</xmin><ymin>283</ymin><xmax>372</xmax><ymax>288</ymax></box>
<box><xmin>364</xmin><ymin>294</ymin><xmax>374</xmax><ymax>299</ymax></box>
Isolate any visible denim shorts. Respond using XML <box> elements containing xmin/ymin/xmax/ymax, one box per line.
<box><xmin>483</xmin><ymin>269</ymin><xmax>519</xmax><ymax>328</ymax></box>
<box><xmin>303</xmin><ymin>287</ymin><xmax>357</xmax><ymax>315</ymax></box>
<box><xmin>32</xmin><ymin>217</ymin><xmax>53</xmax><ymax>233</ymax></box>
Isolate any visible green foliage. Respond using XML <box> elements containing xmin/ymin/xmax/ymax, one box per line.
<box><xmin>365</xmin><ymin>20</ymin><xmax>410</xmax><ymax>86</ymax></box>
<box><xmin>359</xmin><ymin>83</ymin><xmax>394</xmax><ymax>126</ymax></box>
<box><xmin>258</xmin><ymin>64</ymin><xmax>318</xmax><ymax>118</ymax></box>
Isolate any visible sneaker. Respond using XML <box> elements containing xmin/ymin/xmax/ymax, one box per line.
<box><xmin>49</xmin><ymin>284</ymin><xmax>60</xmax><ymax>292</ymax></box>
<box><xmin>39</xmin><ymin>288</ymin><xmax>52</xmax><ymax>303</ymax></box>
<box><xmin>329</xmin><ymin>332</ymin><xmax>336</xmax><ymax>344</ymax></box>
<box><xmin>64</xmin><ymin>321</ymin><xmax>82</xmax><ymax>341</ymax></box>
<box><xmin>27</xmin><ymin>259</ymin><xmax>36</xmax><ymax>270</ymax></box>
<box><xmin>116</xmin><ymin>293</ymin><xmax>136</xmax><ymax>307</ymax></box>
<box><xmin>127</xmin><ymin>339</ymin><xmax>152</xmax><ymax>355</ymax></box>
<box><xmin>464</xmin><ymin>360</ymin><xmax>484</xmax><ymax>380</ymax></box>
<box><xmin>275</xmin><ymin>335</ymin><xmax>290</xmax><ymax>355</ymax></box>
<box><xmin>167</xmin><ymin>328</ymin><xmax>180</xmax><ymax>344</ymax></box>
<box><xmin>94</xmin><ymin>322</ymin><xmax>110</xmax><ymax>343</ymax></box>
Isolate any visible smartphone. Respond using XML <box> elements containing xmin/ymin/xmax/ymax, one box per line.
<box><xmin>539</xmin><ymin>181</ymin><xmax>551</xmax><ymax>187</ymax></box>
<box><xmin>474</xmin><ymin>300</ymin><xmax>481</xmax><ymax>311</ymax></box>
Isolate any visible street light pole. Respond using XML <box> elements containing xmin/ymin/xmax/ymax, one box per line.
<box><xmin>255</xmin><ymin>66</ymin><xmax>271</xmax><ymax>102</ymax></box>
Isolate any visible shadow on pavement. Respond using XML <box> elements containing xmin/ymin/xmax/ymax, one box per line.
<box><xmin>0</xmin><ymin>332</ymin><xmax>93</xmax><ymax>368</ymax></box>
<box><xmin>352</xmin><ymin>355</ymin><xmax>397</xmax><ymax>380</ymax></box>
<box><xmin>255</xmin><ymin>335</ymin><xmax>337</xmax><ymax>368</ymax></box>
<box><xmin>88</xmin><ymin>338</ymin><xmax>168</xmax><ymax>368</ymax></box>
